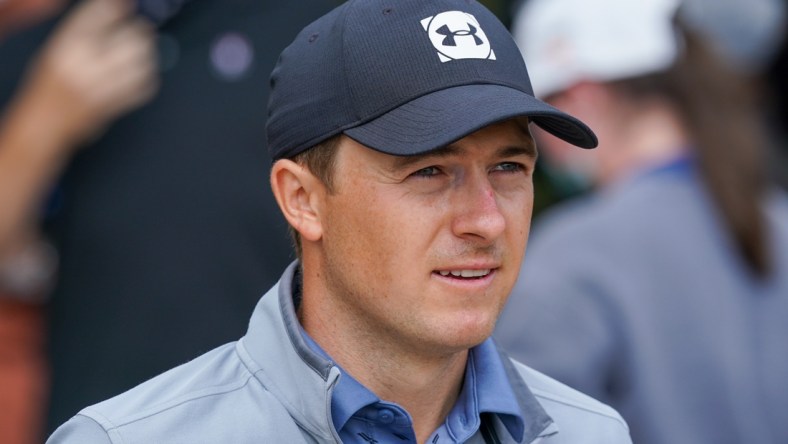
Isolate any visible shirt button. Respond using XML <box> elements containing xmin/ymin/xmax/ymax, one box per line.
<box><xmin>378</xmin><ymin>408</ymin><xmax>395</xmax><ymax>424</ymax></box>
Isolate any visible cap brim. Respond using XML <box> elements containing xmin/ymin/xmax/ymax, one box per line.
<box><xmin>343</xmin><ymin>84</ymin><xmax>597</xmax><ymax>156</ymax></box>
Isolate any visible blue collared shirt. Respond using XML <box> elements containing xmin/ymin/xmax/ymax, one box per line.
<box><xmin>302</xmin><ymin>330</ymin><xmax>525</xmax><ymax>443</ymax></box>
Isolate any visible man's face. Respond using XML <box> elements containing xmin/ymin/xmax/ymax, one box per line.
<box><xmin>317</xmin><ymin>118</ymin><xmax>537</xmax><ymax>356</ymax></box>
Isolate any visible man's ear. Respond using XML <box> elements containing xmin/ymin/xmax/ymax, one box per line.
<box><xmin>270</xmin><ymin>159</ymin><xmax>325</xmax><ymax>242</ymax></box>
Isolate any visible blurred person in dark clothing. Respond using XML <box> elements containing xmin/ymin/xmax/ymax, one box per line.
<box><xmin>495</xmin><ymin>0</ymin><xmax>788</xmax><ymax>443</ymax></box>
<box><xmin>0</xmin><ymin>0</ymin><xmax>157</xmax><ymax>443</ymax></box>
<box><xmin>0</xmin><ymin>0</ymin><xmax>337</xmax><ymax>435</ymax></box>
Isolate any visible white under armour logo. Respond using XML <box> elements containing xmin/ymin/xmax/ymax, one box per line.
<box><xmin>421</xmin><ymin>11</ymin><xmax>496</xmax><ymax>63</ymax></box>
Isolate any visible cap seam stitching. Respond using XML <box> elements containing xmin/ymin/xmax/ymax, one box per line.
<box><xmin>341</xmin><ymin>0</ymin><xmax>359</xmax><ymax>124</ymax></box>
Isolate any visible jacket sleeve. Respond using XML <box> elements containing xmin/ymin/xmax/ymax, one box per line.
<box><xmin>47</xmin><ymin>415</ymin><xmax>114</xmax><ymax>444</ymax></box>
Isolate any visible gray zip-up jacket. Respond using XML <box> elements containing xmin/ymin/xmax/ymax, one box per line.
<box><xmin>48</xmin><ymin>263</ymin><xmax>632</xmax><ymax>443</ymax></box>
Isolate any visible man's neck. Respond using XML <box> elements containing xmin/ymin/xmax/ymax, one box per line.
<box><xmin>359</xmin><ymin>349</ymin><xmax>467</xmax><ymax>443</ymax></box>
<box><xmin>599</xmin><ymin>99</ymin><xmax>689</xmax><ymax>186</ymax></box>
<box><xmin>298</xmin><ymin>268</ymin><xmax>469</xmax><ymax>443</ymax></box>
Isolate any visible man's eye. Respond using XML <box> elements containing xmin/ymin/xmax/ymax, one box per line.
<box><xmin>492</xmin><ymin>162</ymin><xmax>525</xmax><ymax>173</ymax></box>
<box><xmin>412</xmin><ymin>166</ymin><xmax>441</xmax><ymax>177</ymax></box>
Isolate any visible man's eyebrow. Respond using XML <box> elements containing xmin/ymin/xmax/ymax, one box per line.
<box><xmin>388</xmin><ymin>135</ymin><xmax>537</xmax><ymax>172</ymax></box>
<box><xmin>389</xmin><ymin>145</ymin><xmax>461</xmax><ymax>171</ymax></box>
<box><xmin>497</xmin><ymin>143</ymin><xmax>538</xmax><ymax>160</ymax></box>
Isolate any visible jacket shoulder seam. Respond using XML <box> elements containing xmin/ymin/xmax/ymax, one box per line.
<box><xmin>82</xmin><ymin>371</ymin><xmax>257</xmax><ymax>432</ymax></box>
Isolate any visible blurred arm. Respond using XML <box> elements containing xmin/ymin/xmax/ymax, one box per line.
<box><xmin>0</xmin><ymin>0</ymin><xmax>158</xmax><ymax>259</ymax></box>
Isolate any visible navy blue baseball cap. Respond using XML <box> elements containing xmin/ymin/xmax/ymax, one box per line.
<box><xmin>266</xmin><ymin>0</ymin><xmax>598</xmax><ymax>161</ymax></box>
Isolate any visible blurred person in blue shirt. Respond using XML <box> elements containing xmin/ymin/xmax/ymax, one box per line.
<box><xmin>495</xmin><ymin>0</ymin><xmax>788</xmax><ymax>443</ymax></box>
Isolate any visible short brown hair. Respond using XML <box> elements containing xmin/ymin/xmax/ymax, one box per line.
<box><xmin>287</xmin><ymin>135</ymin><xmax>341</xmax><ymax>259</ymax></box>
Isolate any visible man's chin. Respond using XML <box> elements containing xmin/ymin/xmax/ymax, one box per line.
<box><xmin>416</xmin><ymin>318</ymin><xmax>497</xmax><ymax>355</ymax></box>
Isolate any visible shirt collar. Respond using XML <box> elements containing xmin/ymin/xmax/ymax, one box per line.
<box><xmin>440</xmin><ymin>338</ymin><xmax>526</xmax><ymax>442</ymax></box>
<box><xmin>300</xmin><ymin>329</ymin><xmax>381</xmax><ymax>430</ymax></box>
<box><xmin>300</xmin><ymin>325</ymin><xmax>525</xmax><ymax>441</ymax></box>
<box><xmin>470</xmin><ymin>338</ymin><xmax>526</xmax><ymax>441</ymax></box>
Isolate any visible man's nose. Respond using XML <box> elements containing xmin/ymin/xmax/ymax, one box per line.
<box><xmin>450</xmin><ymin>174</ymin><xmax>506</xmax><ymax>243</ymax></box>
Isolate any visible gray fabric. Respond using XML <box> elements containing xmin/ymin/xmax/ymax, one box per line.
<box><xmin>495</xmin><ymin>167</ymin><xmax>788</xmax><ymax>444</ymax></box>
<box><xmin>48</xmin><ymin>263</ymin><xmax>631</xmax><ymax>443</ymax></box>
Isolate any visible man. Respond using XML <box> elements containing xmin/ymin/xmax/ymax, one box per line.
<box><xmin>48</xmin><ymin>0</ymin><xmax>632</xmax><ymax>442</ymax></box>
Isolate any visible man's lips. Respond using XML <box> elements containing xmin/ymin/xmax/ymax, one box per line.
<box><xmin>434</xmin><ymin>269</ymin><xmax>493</xmax><ymax>278</ymax></box>
<box><xmin>431</xmin><ymin>264</ymin><xmax>500</xmax><ymax>281</ymax></box>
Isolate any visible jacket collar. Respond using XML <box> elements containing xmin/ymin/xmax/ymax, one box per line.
<box><xmin>239</xmin><ymin>261</ymin><xmax>555</xmax><ymax>443</ymax></box>
<box><xmin>239</xmin><ymin>262</ymin><xmax>340</xmax><ymax>441</ymax></box>
<box><xmin>496</xmin><ymin>346</ymin><xmax>557</xmax><ymax>441</ymax></box>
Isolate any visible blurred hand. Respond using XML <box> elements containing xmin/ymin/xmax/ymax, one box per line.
<box><xmin>18</xmin><ymin>0</ymin><xmax>159</xmax><ymax>149</ymax></box>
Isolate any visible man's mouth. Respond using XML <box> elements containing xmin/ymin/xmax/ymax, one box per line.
<box><xmin>435</xmin><ymin>269</ymin><xmax>493</xmax><ymax>279</ymax></box>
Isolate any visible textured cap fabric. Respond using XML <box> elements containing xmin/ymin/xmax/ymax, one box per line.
<box><xmin>512</xmin><ymin>0</ymin><xmax>682</xmax><ymax>98</ymax></box>
<box><xmin>266</xmin><ymin>0</ymin><xmax>598</xmax><ymax>160</ymax></box>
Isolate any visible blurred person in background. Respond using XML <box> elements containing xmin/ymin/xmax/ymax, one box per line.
<box><xmin>678</xmin><ymin>0</ymin><xmax>788</xmax><ymax>189</ymax></box>
<box><xmin>494</xmin><ymin>0</ymin><xmax>788</xmax><ymax>443</ymax></box>
<box><xmin>0</xmin><ymin>0</ymin><xmax>334</xmax><ymax>438</ymax></box>
<box><xmin>0</xmin><ymin>0</ymin><xmax>157</xmax><ymax>443</ymax></box>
